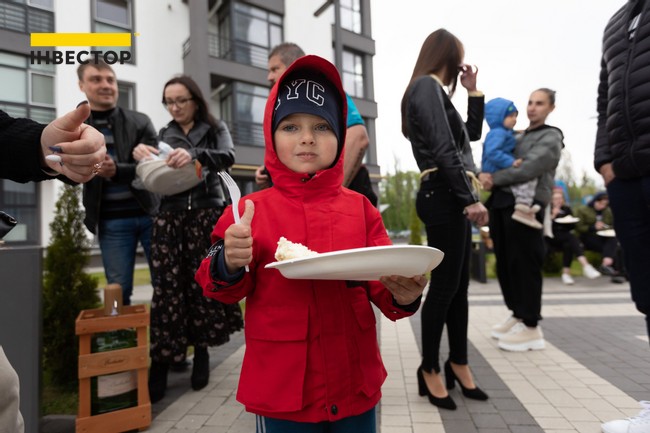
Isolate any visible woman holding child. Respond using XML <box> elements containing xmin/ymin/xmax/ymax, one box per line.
<box><xmin>401</xmin><ymin>29</ymin><xmax>489</xmax><ymax>410</ymax></box>
<box><xmin>481</xmin><ymin>88</ymin><xmax>563</xmax><ymax>352</ymax></box>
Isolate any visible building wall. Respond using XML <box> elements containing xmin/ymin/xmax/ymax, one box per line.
<box><xmin>284</xmin><ymin>0</ymin><xmax>335</xmax><ymax>60</ymax></box>
<box><xmin>41</xmin><ymin>0</ymin><xmax>190</xmax><ymax>243</ymax></box>
<box><xmin>1</xmin><ymin>0</ymin><xmax>376</xmax><ymax>246</ymax></box>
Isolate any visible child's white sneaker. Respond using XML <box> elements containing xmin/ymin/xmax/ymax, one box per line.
<box><xmin>512</xmin><ymin>207</ymin><xmax>543</xmax><ymax>229</ymax></box>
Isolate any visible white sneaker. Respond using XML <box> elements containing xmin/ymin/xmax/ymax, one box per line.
<box><xmin>561</xmin><ymin>273</ymin><xmax>575</xmax><ymax>285</ymax></box>
<box><xmin>601</xmin><ymin>401</ymin><xmax>650</xmax><ymax>433</ymax></box>
<box><xmin>512</xmin><ymin>209</ymin><xmax>543</xmax><ymax>229</ymax></box>
<box><xmin>583</xmin><ymin>264</ymin><xmax>602</xmax><ymax>279</ymax></box>
<box><xmin>491</xmin><ymin>315</ymin><xmax>521</xmax><ymax>339</ymax></box>
<box><xmin>498</xmin><ymin>322</ymin><xmax>545</xmax><ymax>352</ymax></box>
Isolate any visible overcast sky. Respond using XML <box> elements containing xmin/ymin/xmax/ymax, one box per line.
<box><xmin>370</xmin><ymin>0</ymin><xmax>624</xmax><ymax>184</ymax></box>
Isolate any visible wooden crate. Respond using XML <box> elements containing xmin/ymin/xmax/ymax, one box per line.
<box><xmin>75</xmin><ymin>305</ymin><xmax>151</xmax><ymax>433</ymax></box>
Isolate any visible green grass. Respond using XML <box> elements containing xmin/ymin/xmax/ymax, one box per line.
<box><xmin>42</xmin><ymin>371</ymin><xmax>77</xmax><ymax>415</ymax></box>
<box><xmin>89</xmin><ymin>267</ymin><xmax>152</xmax><ymax>288</ymax></box>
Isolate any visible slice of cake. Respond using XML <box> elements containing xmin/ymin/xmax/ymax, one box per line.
<box><xmin>274</xmin><ymin>237</ymin><xmax>318</xmax><ymax>261</ymax></box>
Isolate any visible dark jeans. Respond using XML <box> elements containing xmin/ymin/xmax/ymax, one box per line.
<box><xmin>98</xmin><ymin>215</ymin><xmax>153</xmax><ymax>305</ymax></box>
<box><xmin>546</xmin><ymin>230</ymin><xmax>584</xmax><ymax>268</ymax></box>
<box><xmin>256</xmin><ymin>407</ymin><xmax>376</xmax><ymax>433</ymax></box>
<box><xmin>490</xmin><ymin>198</ymin><xmax>544</xmax><ymax>327</ymax></box>
<box><xmin>607</xmin><ymin>176</ymin><xmax>650</xmax><ymax>338</ymax></box>
<box><xmin>416</xmin><ymin>178</ymin><xmax>471</xmax><ymax>373</ymax></box>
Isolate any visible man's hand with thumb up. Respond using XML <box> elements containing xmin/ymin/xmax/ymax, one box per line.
<box><xmin>224</xmin><ymin>199</ymin><xmax>255</xmax><ymax>273</ymax></box>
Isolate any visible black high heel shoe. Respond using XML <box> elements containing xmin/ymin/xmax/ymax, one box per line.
<box><xmin>444</xmin><ymin>360</ymin><xmax>489</xmax><ymax>401</ymax></box>
<box><xmin>417</xmin><ymin>367</ymin><xmax>457</xmax><ymax>410</ymax></box>
<box><xmin>191</xmin><ymin>346</ymin><xmax>210</xmax><ymax>391</ymax></box>
<box><xmin>149</xmin><ymin>361</ymin><xmax>169</xmax><ymax>403</ymax></box>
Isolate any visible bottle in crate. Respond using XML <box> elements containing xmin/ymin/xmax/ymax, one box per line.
<box><xmin>90</xmin><ymin>328</ymin><xmax>138</xmax><ymax>415</ymax></box>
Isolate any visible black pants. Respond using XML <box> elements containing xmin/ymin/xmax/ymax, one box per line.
<box><xmin>607</xmin><ymin>176</ymin><xmax>650</xmax><ymax>339</ymax></box>
<box><xmin>490</xmin><ymin>201</ymin><xmax>545</xmax><ymax>327</ymax></box>
<box><xmin>546</xmin><ymin>230</ymin><xmax>584</xmax><ymax>268</ymax></box>
<box><xmin>416</xmin><ymin>179</ymin><xmax>471</xmax><ymax>373</ymax></box>
<box><xmin>580</xmin><ymin>232</ymin><xmax>618</xmax><ymax>261</ymax></box>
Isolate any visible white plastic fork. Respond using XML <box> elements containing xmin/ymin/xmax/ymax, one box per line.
<box><xmin>218</xmin><ymin>171</ymin><xmax>249</xmax><ymax>272</ymax></box>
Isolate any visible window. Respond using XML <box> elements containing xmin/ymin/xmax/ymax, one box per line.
<box><xmin>0</xmin><ymin>180</ymin><xmax>38</xmax><ymax>244</ymax></box>
<box><xmin>218</xmin><ymin>81</ymin><xmax>267</xmax><ymax>147</ymax></box>
<box><xmin>0</xmin><ymin>0</ymin><xmax>54</xmax><ymax>33</ymax></box>
<box><xmin>0</xmin><ymin>51</ymin><xmax>55</xmax><ymax>122</ymax></box>
<box><xmin>28</xmin><ymin>0</ymin><xmax>54</xmax><ymax>11</ymax></box>
<box><xmin>0</xmin><ymin>51</ymin><xmax>52</xmax><ymax>245</ymax></box>
<box><xmin>342</xmin><ymin>50</ymin><xmax>364</xmax><ymax>98</ymax></box>
<box><xmin>211</xmin><ymin>2</ymin><xmax>282</xmax><ymax>68</ymax></box>
<box><xmin>117</xmin><ymin>81</ymin><xmax>135</xmax><ymax>110</ymax></box>
<box><xmin>93</xmin><ymin>0</ymin><xmax>134</xmax><ymax>62</ymax></box>
<box><xmin>340</xmin><ymin>0</ymin><xmax>362</xmax><ymax>34</ymax></box>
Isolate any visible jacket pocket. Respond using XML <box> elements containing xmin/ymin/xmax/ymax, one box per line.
<box><xmin>238</xmin><ymin>306</ymin><xmax>309</xmax><ymax>413</ymax></box>
<box><xmin>351</xmin><ymin>300</ymin><xmax>386</xmax><ymax>397</ymax></box>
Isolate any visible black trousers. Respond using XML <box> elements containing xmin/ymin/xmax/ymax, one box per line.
<box><xmin>607</xmin><ymin>176</ymin><xmax>650</xmax><ymax>339</ymax></box>
<box><xmin>490</xmin><ymin>202</ymin><xmax>545</xmax><ymax>327</ymax></box>
<box><xmin>546</xmin><ymin>230</ymin><xmax>584</xmax><ymax>268</ymax></box>
<box><xmin>416</xmin><ymin>179</ymin><xmax>471</xmax><ymax>373</ymax></box>
<box><xmin>580</xmin><ymin>232</ymin><xmax>618</xmax><ymax>261</ymax></box>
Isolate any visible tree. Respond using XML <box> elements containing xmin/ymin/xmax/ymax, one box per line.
<box><xmin>379</xmin><ymin>167</ymin><xmax>420</xmax><ymax>232</ymax></box>
<box><xmin>42</xmin><ymin>184</ymin><xmax>100</xmax><ymax>387</ymax></box>
<box><xmin>408</xmin><ymin>203</ymin><xmax>423</xmax><ymax>245</ymax></box>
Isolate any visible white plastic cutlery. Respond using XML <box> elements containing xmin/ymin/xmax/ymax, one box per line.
<box><xmin>218</xmin><ymin>171</ymin><xmax>249</xmax><ymax>272</ymax></box>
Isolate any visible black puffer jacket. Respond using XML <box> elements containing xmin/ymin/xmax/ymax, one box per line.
<box><xmin>158</xmin><ymin>119</ymin><xmax>235</xmax><ymax>212</ymax></box>
<box><xmin>403</xmin><ymin>76</ymin><xmax>484</xmax><ymax>207</ymax></box>
<box><xmin>594</xmin><ymin>0</ymin><xmax>650</xmax><ymax>179</ymax></box>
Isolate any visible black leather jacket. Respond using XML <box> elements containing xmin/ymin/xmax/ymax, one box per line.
<box><xmin>404</xmin><ymin>76</ymin><xmax>484</xmax><ymax>207</ymax></box>
<box><xmin>82</xmin><ymin>107</ymin><xmax>159</xmax><ymax>234</ymax></box>
<box><xmin>158</xmin><ymin>120</ymin><xmax>235</xmax><ymax>212</ymax></box>
<box><xmin>595</xmin><ymin>0</ymin><xmax>650</xmax><ymax>179</ymax></box>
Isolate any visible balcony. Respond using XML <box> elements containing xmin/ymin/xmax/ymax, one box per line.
<box><xmin>227</xmin><ymin>119</ymin><xmax>264</xmax><ymax>148</ymax></box>
<box><xmin>0</xmin><ymin>2</ymin><xmax>54</xmax><ymax>33</ymax></box>
<box><xmin>208</xmin><ymin>33</ymin><xmax>268</xmax><ymax>69</ymax></box>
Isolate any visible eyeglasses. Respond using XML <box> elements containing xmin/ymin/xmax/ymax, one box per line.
<box><xmin>163</xmin><ymin>97</ymin><xmax>193</xmax><ymax>109</ymax></box>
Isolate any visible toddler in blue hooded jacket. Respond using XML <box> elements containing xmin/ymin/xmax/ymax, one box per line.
<box><xmin>482</xmin><ymin>97</ymin><xmax>542</xmax><ymax>229</ymax></box>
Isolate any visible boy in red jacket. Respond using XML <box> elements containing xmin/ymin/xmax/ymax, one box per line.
<box><xmin>194</xmin><ymin>55</ymin><xmax>426</xmax><ymax>432</ymax></box>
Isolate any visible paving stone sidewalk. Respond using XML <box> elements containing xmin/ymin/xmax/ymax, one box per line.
<box><xmin>43</xmin><ymin>275</ymin><xmax>648</xmax><ymax>433</ymax></box>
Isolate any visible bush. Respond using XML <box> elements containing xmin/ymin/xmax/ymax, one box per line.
<box><xmin>42</xmin><ymin>184</ymin><xmax>100</xmax><ymax>387</ymax></box>
<box><xmin>543</xmin><ymin>251</ymin><xmax>563</xmax><ymax>275</ymax></box>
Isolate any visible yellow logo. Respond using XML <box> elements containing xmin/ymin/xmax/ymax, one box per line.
<box><xmin>30</xmin><ymin>32</ymin><xmax>134</xmax><ymax>64</ymax></box>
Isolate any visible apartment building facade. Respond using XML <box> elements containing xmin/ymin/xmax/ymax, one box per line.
<box><xmin>0</xmin><ymin>0</ymin><xmax>378</xmax><ymax>246</ymax></box>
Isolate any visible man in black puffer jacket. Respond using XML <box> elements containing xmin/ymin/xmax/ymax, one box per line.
<box><xmin>596</xmin><ymin>1</ymin><xmax>650</xmax><ymax>432</ymax></box>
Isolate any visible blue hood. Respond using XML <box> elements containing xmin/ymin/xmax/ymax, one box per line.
<box><xmin>485</xmin><ymin>97</ymin><xmax>517</xmax><ymax>129</ymax></box>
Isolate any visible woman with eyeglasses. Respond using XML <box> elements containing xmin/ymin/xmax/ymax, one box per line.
<box><xmin>401</xmin><ymin>29</ymin><xmax>489</xmax><ymax>411</ymax></box>
<box><xmin>133</xmin><ymin>75</ymin><xmax>243</xmax><ymax>403</ymax></box>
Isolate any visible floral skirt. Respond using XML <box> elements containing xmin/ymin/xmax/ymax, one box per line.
<box><xmin>149</xmin><ymin>207</ymin><xmax>243</xmax><ymax>363</ymax></box>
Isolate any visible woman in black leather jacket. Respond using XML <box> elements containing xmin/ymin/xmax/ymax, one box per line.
<box><xmin>133</xmin><ymin>76</ymin><xmax>243</xmax><ymax>403</ymax></box>
<box><xmin>401</xmin><ymin>29</ymin><xmax>489</xmax><ymax>411</ymax></box>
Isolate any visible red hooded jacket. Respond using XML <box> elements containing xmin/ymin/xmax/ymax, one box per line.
<box><xmin>195</xmin><ymin>56</ymin><xmax>418</xmax><ymax>422</ymax></box>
